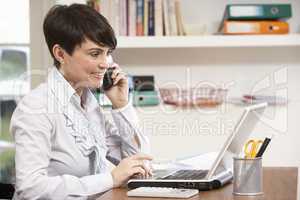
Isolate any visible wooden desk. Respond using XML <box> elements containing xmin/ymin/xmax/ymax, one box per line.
<box><xmin>96</xmin><ymin>167</ymin><xmax>298</xmax><ymax>200</ymax></box>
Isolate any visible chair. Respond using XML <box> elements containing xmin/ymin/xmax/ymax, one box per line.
<box><xmin>0</xmin><ymin>183</ymin><xmax>14</xmax><ymax>199</ymax></box>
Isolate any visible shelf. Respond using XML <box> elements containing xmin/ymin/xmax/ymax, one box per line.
<box><xmin>116</xmin><ymin>34</ymin><xmax>300</xmax><ymax>48</ymax></box>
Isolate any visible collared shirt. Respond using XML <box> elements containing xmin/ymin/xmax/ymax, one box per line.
<box><xmin>10</xmin><ymin>67</ymin><xmax>150</xmax><ymax>199</ymax></box>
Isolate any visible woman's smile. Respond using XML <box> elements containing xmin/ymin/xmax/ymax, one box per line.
<box><xmin>90</xmin><ymin>72</ymin><xmax>105</xmax><ymax>80</ymax></box>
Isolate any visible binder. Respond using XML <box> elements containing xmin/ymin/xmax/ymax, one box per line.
<box><xmin>132</xmin><ymin>76</ymin><xmax>155</xmax><ymax>91</ymax></box>
<box><xmin>132</xmin><ymin>91</ymin><xmax>159</xmax><ymax>106</ymax></box>
<box><xmin>222</xmin><ymin>20</ymin><xmax>289</xmax><ymax>35</ymax></box>
<box><xmin>224</xmin><ymin>4</ymin><xmax>292</xmax><ymax>20</ymax></box>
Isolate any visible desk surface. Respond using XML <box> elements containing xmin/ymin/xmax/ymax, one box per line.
<box><xmin>96</xmin><ymin>167</ymin><xmax>298</xmax><ymax>200</ymax></box>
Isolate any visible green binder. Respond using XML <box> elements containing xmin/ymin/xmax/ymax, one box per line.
<box><xmin>132</xmin><ymin>91</ymin><xmax>159</xmax><ymax>106</ymax></box>
<box><xmin>224</xmin><ymin>4</ymin><xmax>292</xmax><ymax>20</ymax></box>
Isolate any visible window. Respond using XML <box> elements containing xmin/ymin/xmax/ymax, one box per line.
<box><xmin>0</xmin><ymin>48</ymin><xmax>28</xmax><ymax>79</ymax></box>
<box><xmin>0</xmin><ymin>47</ymin><xmax>30</xmax><ymax>97</ymax></box>
<box><xmin>0</xmin><ymin>0</ymin><xmax>30</xmax><ymax>184</ymax></box>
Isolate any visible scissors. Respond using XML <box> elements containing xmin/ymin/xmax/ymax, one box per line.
<box><xmin>244</xmin><ymin>139</ymin><xmax>263</xmax><ymax>158</ymax></box>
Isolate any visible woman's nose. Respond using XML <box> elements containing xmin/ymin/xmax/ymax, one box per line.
<box><xmin>98</xmin><ymin>64</ymin><xmax>108</xmax><ymax>71</ymax></box>
<box><xmin>98</xmin><ymin>58</ymin><xmax>109</xmax><ymax>69</ymax></box>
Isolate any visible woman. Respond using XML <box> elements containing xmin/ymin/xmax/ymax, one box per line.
<box><xmin>10</xmin><ymin>4</ymin><xmax>151</xmax><ymax>199</ymax></box>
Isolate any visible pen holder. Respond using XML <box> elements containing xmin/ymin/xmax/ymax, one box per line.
<box><xmin>233</xmin><ymin>157</ymin><xmax>263</xmax><ymax>196</ymax></box>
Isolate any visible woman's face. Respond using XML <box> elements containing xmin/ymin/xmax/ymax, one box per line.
<box><xmin>59</xmin><ymin>39</ymin><xmax>112</xmax><ymax>91</ymax></box>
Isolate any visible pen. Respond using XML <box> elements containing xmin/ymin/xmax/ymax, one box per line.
<box><xmin>255</xmin><ymin>137</ymin><xmax>271</xmax><ymax>158</ymax></box>
<box><xmin>238</xmin><ymin>135</ymin><xmax>273</xmax><ymax>191</ymax></box>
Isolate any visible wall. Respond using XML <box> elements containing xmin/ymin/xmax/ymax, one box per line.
<box><xmin>29</xmin><ymin>0</ymin><xmax>55</xmax><ymax>88</ymax></box>
<box><xmin>116</xmin><ymin>48</ymin><xmax>300</xmax><ymax>166</ymax></box>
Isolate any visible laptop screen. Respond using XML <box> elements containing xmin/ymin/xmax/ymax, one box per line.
<box><xmin>207</xmin><ymin>103</ymin><xmax>267</xmax><ymax>178</ymax></box>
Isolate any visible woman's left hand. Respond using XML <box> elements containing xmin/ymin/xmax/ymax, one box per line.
<box><xmin>104</xmin><ymin>63</ymin><xmax>129</xmax><ymax>109</ymax></box>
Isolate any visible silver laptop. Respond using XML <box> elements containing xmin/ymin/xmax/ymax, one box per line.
<box><xmin>127</xmin><ymin>103</ymin><xmax>268</xmax><ymax>190</ymax></box>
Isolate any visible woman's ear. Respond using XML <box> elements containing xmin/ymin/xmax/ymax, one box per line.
<box><xmin>52</xmin><ymin>44</ymin><xmax>65</xmax><ymax>65</ymax></box>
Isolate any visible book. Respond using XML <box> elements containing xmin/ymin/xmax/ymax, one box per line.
<box><xmin>148</xmin><ymin>0</ymin><xmax>155</xmax><ymax>36</ymax></box>
<box><xmin>168</xmin><ymin>0</ymin><xmax>178</xmax><ymax>36</ymax></box>
<box><xmin>174</xmin><ymin>0</ymin><xmax>186</xmax><ymax>36</ymax></box>
<box><xmin>136</xmin><ymin>0</ymin><xmax>144</xmax><ymax>36</ymax></box>
<box><xmin>162</xmin><ymin>0</ymin><xmax>170</xmax><ymax>35</ymax></box>
<box><xmin>224</xmin><ymin>4</ymin><xmax>292</xmax><ymax>20</ymax></box>
<box><xmin>112</xmin><ymin>0</ymin><xmax>120</xmax><ymax>36</ymax></box>
<box><xmin>126</xmin><ymin>0</ymin><xmax>130</xmax><ymax>36</ymax></box>
<box><xmin>222</xmin><ymin>20</ymin><xmax>289</xmax><ymax>35</ymax></box>
<box><xmin>119</xmin><ymin>0</ymin><xmax>127</xmax><ymax>36</ymax></box>
<box><xmin>87</xmin><ymin>0</ymin><xmax>100</xmax><ymax>12</ymax></box>
<box><xmin>128</xmin><ymin>0</ymin><xmax>137</xmax><ymax>36</ymax></box>
<box><xmin>99</xmin><ymin>0</ymin><xmax>112</xmax><ymax>26</ymax></box>
<box><xmin>143</xmin><ymin>0</ymin><xmax>149</xmax><ymax>36</ymax></box>
<box><xmin>154</xmin><ymin>0</ymin><xmax>163</xmax><ymax>36</ymax></box>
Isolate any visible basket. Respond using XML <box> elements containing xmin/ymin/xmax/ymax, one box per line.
<box><xmin>159</xmin><ymin>87</ymin><xmax>227</xmax><ymax>107</ymax></box>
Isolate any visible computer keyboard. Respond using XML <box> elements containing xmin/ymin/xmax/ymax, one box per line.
<box><xmin>127</xmin><ymin>187</ymin><xmax>199</xmax><ymax>198</ymax></box>
<box><xmin>162</xmin><ymin>170</ymin><xmax>209</xmax><ymax>180</ymax></box>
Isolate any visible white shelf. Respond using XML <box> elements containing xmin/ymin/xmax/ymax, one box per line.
<box><xmin>117</xmin><ymin>34</ymin><xmax>300</xmax><ymax>48</ymax></box>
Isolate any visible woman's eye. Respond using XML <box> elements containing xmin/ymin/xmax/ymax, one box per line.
<box><xmin>90</xmin><ymin>52</ymin><xmax>99</xmax><ymax>57</ymax></box>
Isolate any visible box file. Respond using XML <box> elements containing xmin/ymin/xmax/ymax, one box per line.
<box><xmin>222</xmin><ymin>20</ymin><xmax>289</xmax><ymax>35</ymax></box>
<box><xmin>224</xmin><ymin>4</ymin><xmax>292</xmax><ymax>20</ymax></box>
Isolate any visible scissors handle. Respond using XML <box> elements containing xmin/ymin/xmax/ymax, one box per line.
<box><xmin>244</xmin><ymin>139</ymin><xmax>263</xmax><ymax>158</ymax></box>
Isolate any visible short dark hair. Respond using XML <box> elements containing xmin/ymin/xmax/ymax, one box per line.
<box><xmin>43</xmin><ymin>4</ymin><xmax>117</xmax><ymax>68</ymax></box>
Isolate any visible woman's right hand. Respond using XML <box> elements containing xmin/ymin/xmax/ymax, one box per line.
<box><xmin>111</xmin><ymin>153</ymin><xmax>153</xmax><ymax>187</ymax></box>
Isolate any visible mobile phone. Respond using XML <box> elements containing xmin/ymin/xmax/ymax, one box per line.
<box><xmin>102</xmin><ymin>55</ymin><xmax>115</xmax><ymax>90</ymax></box>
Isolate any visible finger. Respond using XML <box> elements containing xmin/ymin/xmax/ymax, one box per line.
<box><xmin>131</xmin><ymin>161</ymin><xmax>151</xmax><ymax>177</ymax></box>
<box><xmin>148</xmin><ymin>169</ymin><xmax>153</xmax><ymax>177</ymax></box>
<box><xmin>111</xmin><ymin>63</ymin><xmax>121</xmax><ymax>78</ymax></box>
<box><xmin>130</xmin><ymin>153</ymin><xmax>153</xmax><ymax>161</ymax></box>
<box><xmin>113</xmin><ymin>73</ymin><xmax>127</xmax><ymax>85</ymax></box>
<box><xmin>142</xmin><ymin>163</ymin><xmax>151</xmax><ymax>179</ymax></box>
<box><xmin>148</xmin><ymin>164</ymin><xmax>154</xmax><ymax>176</ymax></box>
<box><xmin>111</xmin><ymin>68</ymin><xmax>121</xmax><ymax>79</ymax></box>
<box><xmin>111</xmin><ymin>63</ymin><xmax>120</xmax><ymax>70</ymax></box>
<box><xmin>130</xmin><ymin>160</ymin><xmax>144</xmax><ymax>167</ymax></box>
<box><xmin>131</xmin><ymin>166</ymin><xmax>146</xmax><ymax>177</ymax></box>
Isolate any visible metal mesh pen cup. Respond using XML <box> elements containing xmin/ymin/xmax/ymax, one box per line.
<box><xmin>233</xmin><ymin>157</ymin><xmax>263</xmax><ymax>196</ymax></box>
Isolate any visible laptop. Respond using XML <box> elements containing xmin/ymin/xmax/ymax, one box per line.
<box><xmin>127</xmin><ymin>103</ymin><xmax>268</xmax><ymax>190</ymax></box>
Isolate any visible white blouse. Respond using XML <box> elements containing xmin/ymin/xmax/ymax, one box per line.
<box><xmin>10</xmin><ymin>67</ymin><xmax>150</xmax><ymax>200</ymax></box>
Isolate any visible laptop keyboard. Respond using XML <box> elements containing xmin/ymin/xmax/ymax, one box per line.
<box><xmin>161</xmin><ymin>170</ymin><xmax>209</xmax><ymax>180</ymax></box>
<box><xmin>151</xmin><ymin>170</ymin><xmax>174</xmax><ymax>179</ymax></box>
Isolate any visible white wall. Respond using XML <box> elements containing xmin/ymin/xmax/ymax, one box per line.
<box><xmin>30</xmin><ymin>0</ymin><xmax>55</xmax><ymax>88</ymax></box>
<box><xmin>116</xmin><ymin>50</ymin><xmax>300</xmax><ymax>167</ymax></box>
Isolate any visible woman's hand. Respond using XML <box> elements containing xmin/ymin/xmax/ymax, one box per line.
<box><xmin>104</xmin><ymin>63</ymin><xmax>129</xmax><ymax>109</ymax></box>
<box><xmin>111</xmin><ymin>153</ymin><xmax>153</xmax><ymax>188</ymax></box>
